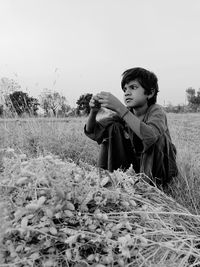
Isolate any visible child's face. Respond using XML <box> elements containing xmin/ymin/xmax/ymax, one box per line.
<box><xmin>123</xmin><ymin>79</ymin><xmax>148</xmax><ymax>109</ymax></box>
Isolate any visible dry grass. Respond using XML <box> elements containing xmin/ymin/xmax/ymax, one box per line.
<box><xmin>1</xmin><ymin>152</ymin><xmax>200</xmax><ymax>266</ymax></box>
<box><xmin>166</xmin><ymin>113</ymin><xmax>200</xmax><ymax>214</ymax></box>
<box><xmin>0</xmin><ymin>117</ymin><xmax>99</xmax><ymax>166</ymax></box>
<box><xmin>0</xmin><ymin>112</ymin><xmax>200</xmax><ymax>214</ymax></box>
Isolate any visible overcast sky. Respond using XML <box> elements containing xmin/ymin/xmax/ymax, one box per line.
<box><xmin>0</xmin><ymin>0</ymin><xmax>200</xmax><ymax>107</ymax></box>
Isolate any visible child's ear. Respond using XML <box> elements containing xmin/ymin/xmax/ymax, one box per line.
<box><xmin>148</xmin><ymin>88</ymin><xmax>155</xmax><ymax>99</ymax></box>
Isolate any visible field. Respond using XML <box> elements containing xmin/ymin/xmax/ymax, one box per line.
<box><xmin>0</xmin><ymin>112</ymin><xmax>200</xmax><ymax>266</ymax></box>
<box><xmin>1</xmin><ymin>113</ymin><xmax>200</xmax><ymax>213</ymax></box>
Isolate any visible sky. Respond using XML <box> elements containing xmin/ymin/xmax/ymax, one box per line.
<box><xmin>0</xmin><ymin>0</ymin><xmax>200</xmax><ymax>107</ymax></box>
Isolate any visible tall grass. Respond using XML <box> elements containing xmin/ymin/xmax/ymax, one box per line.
<box><xmin>166</xmin><ymin>113</ymin><xmax>200</xmax><ymax>214</ymax></box>
<box><xmin>0</xmin><ymin>113</ymin><xmax>200</xmax><ymax>214</ymax></box>
<box><xmin>0</xmin><ymin>117</ymin><xmax>99</xmax><ymax>166</ymax></box>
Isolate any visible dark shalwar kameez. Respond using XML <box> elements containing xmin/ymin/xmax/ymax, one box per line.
<box><xmin>84</xmin><ymin>104</ymin><xmax>178</xmax><ymax>186</ymax></box>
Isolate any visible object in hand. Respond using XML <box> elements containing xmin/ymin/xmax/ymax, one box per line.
<box><xmin>94</xmin><ymin>100</ymin><xmax>101</xmax><ymax>109</ymax></box>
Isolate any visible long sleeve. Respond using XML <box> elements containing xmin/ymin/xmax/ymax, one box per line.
<box><xmin>84</xmin><ymin>115</ymin><xmax>124</xmax><ymax>144</ymax></box>
<box><xmin>125</xmin><ymin>105</ymin><xmax>168</xmax><ymax>152</ymax></box>
<box><xmin>84</xmin><ymin>121</ymin><xmax>106</xmax><ymax>144</ymax></box>
<box><xmin>140</xmin><ymin>105</ymin><xmax>168</xmax><ymax>150</ymax></box>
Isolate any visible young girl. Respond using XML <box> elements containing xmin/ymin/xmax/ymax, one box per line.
<box><xmin>84</xmin><ymin>67</ymin><xmax>178</xmax><ymax>186</ymax></box>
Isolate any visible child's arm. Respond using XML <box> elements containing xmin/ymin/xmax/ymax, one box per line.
<box><xmin>96</xmin><ymin>91</ymin><xmax>142</xmax><ymax>137</ymax></box>
<box><xmin>122</xmin><ymin>105</ymin><xmax>167</xmax><ymax>150</ymax></box>
<box><xmin>85</xmin><ymin>95</ymin><xmax>101</xmax><ymax>133</ymax></box>
<box><xmin>97</xmin><ymin>92</ymin><xmax>167</xmax><ymax>147</ymax></box>
<box><xmin>85</xmin><ymin>109</ymin><xmax>99</xmax><ymax>133</ymax></box>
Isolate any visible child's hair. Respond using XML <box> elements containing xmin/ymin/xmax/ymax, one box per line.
<box><xmin>121</xmin><ymin>67</ymin><xmax>159</xmax><ymax>106</ymax></box>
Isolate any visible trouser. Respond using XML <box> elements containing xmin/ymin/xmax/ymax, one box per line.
<box><xmin>97</xmin><ymin>122</ymin><xmax>140</xmax><ymax>172</ymax></box>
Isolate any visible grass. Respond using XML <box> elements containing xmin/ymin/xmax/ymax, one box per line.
<box><xmin>0</xmin><ymin>117</ymin><xmax>99</xmax><ymax>166</ymax></box>
<box><xmin>166</xmin><ymin>113</ymin><xmax>200</xmax><ymax>214</ymax></box>
<box><xmin>0</xmin><ymin>112</ymin><xmax>200</xmax><ymax>214</ymax></box>
<box><xmin>2</xmin><ymin>152</ymin><xmax>200</xmax><ymax>266</ymax></box>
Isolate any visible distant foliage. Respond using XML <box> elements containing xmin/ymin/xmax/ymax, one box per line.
<box><xmin>5</xmin><ymin>91</ymin><xmax>39</xmax><ymax>116</ymax></box>
<box><xmin>0</xmin><ymin>104</ymin><xmax>3</xmax><ymax>116</ymax></box>
<box><xmin>0</xmin><ymin>77</ymin><xmax>21</xmax><ymax>96</ymax></box>
<box><xmin>39</xmin><ymin>89</ymin><xmax>70</xmax><ymax>117</ymax></box>
<box><xmin>165</xmin><ymin>88</ymin><xmax>200</xmax><ymax>113</ymax></box>
<box><xmin>0</xmin><ymin>77</ymin><xmax>22</xmax><ymax>116</ymax></box>
<box><xmin>186</xmin><ymin>87</ymin><xmax>200</xmax><ymax>112</ymax></box>
<box><xmin>164</xmin><ymin>104</ymin><xmax>187</xmax><ymax>113</ymax></box>
<box><xmin>76</xmin><ymin>93</ymin><xmax>92</xmax><ymax>115</ymax></box>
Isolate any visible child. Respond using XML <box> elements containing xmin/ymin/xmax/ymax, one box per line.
<box><xmin>84</xmin><ymin>67</ymin><xmax>178</xmax><ymax>186</ymax></box>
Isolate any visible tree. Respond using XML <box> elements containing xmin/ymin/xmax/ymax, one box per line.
<box><xmin>5</xmin><ymin>91</ymin><xmax>39</xmax><ymax>116</ymax></box>
<box><xmin>76</xmin><ymin>93</ymin><xmax>92</xmax><ymax>115</ymax></box>
<box><xmin>197</xmin><ymin>88</ymin><xmax>200</xmax><ymax>98</ymax></box>
<box><xmin>0</xmin><ymin>77</ymin><xmax>21</xmax><ymax>95</ymax></box>
<box><xmin>39</xmin><ymin>90</ymin><xmax>70</xmax><ymax>116</ymax></box>
<box><xmin>186</xmin><ymin>87</ymin><xmax>196</xmax><ymax>104</ymax></box>
<box><xmin>0</xmin><ymin>105</ymin><xmax>3</xmax><ymax>116</ymax></box>
<box><xmin>185</xmin><ymin>87</ymin><xmax>200</xmax><ymax>112</ymax></box>
<box><xmin>0</xmin><ymin>77</ymin><xmax>22</xmax><ymax>115</ymax></box>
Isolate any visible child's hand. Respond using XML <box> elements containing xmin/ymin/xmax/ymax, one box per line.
<box><xmin>97</xmin><ymin>92</ymin><xmax>124</xmax><ymax>112</ymax></box>
<box><xmin>89</xmin><ymin>95</ymin><xmax>101</xmax><ymax>112</ymax></box>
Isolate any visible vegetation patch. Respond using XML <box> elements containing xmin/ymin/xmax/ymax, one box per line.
<box><xmin>1</xmin><ymin>149</ymin><xmax>200</xmax><ymax>266</ymax></box>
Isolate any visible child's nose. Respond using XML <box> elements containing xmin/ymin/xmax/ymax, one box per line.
<box><xmin>125</xmin><ymin>88</ymin><xmax>131</xmax><ymax>95</ymax></box>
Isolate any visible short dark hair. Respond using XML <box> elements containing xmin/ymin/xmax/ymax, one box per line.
<box><xmin>121</xmin><ymin>67</ymin><xmax>159</xmax><ymax>106</ymax></box>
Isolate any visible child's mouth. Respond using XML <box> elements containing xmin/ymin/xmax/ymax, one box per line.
<box><xmin>126</xmin><ymin>98</ymin><xmax>133</xmax><ymax>102</ymax></box>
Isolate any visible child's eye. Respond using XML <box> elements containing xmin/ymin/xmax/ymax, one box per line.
<box><xmin>123</xmin><ymin>85</ymin><xmax>138</xmax><ymax>92</ymax></box>
<box><xmin>130</xmin><ymin>85</ymin><xmax>138</xmax><ymax>90</ymax></box>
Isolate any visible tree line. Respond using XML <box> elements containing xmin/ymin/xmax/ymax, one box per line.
<box><xmin>0</xmin><ymin>77</ymin><xmax>94</xmax><ymax>117</ymax></box>
<box><xmin>165</xmin><ymin>87</ymin><xmax>200</xmax><ymax>113</ymax></box>
<box><xmin>0</xmin><ymin>77</ymin><xmax>200</xmax><ymax>117</ymax></box>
